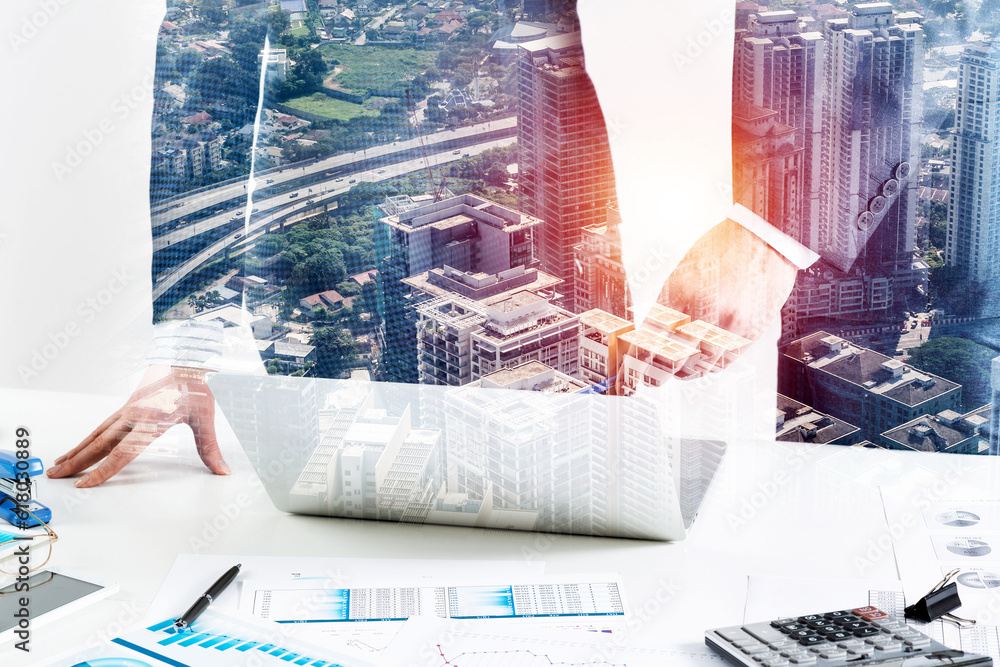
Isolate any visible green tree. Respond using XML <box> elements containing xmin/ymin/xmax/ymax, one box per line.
<box><xmin>909</xmin><ymin>337</ymin><xmax>997</xmax><ymax>411</ymax></box>
<box><xmin>311</xmin><ymin>326</ymin><xmax>358</xmax><ymax>378</ymax></box>
<box><xmin>196</xmin><ymin>0</ymin><xmax>227</xmax><ymax>27</ymax></box>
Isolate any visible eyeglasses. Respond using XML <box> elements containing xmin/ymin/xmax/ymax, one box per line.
<box><xmin>0</xmin><ymin>497</ymin><xmax>58</xmax><ymax>579</ymax></box>
<box><xmin>904</xmin><ymin>568</ymin><xmax>975</xmax><ymax>627</ymax></box>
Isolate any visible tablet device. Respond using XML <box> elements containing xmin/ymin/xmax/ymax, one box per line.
<box><xmin>0</xmin><ymin>566</ymin><xmax>118</xmax><ymax>644</ymax></box>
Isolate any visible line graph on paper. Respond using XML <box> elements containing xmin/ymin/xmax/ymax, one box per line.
<box><xmin>422</xmin><ymin>630</ymin><xmax>725</xmax><ymax>666</ymax></box>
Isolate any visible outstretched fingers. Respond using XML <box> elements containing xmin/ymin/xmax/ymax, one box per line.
<box><xmin>47</xmin><ymin>416</ymin><xmax>131</xmax><ymax>479</ymax></box>
<box><xmin>73</xmin><ymin>429</ymin><xmax>158</xmax><ymax>488</ymax></box>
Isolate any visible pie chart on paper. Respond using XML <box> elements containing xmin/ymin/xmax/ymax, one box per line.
<box><xmin>946</xmin><ymin>539</ymin><xmax>992</xmax><ymax>558</ymax></box>
<box><xmin>957</xmin><ymin>571</ymin><xmax>1000</xmax><ymax>589</ymax></box>
<box><xmin>935</xmin><ymin>510</ymin><xmax>981</xmax><ymax>528</ymax></box>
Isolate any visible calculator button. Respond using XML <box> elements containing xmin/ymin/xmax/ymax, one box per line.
<box><xmin>853</xmin><ymin>626</ymin><xmax>881</xmax><ymax>637</ymax></box>
<box><xmin>716</xmin><ymin>628</ymin><xmax>748</xmax><ymax>641</ymax></box>
<box><xmin>825</xmin><ymin>631</ymin><xmax>852</xmax><ymax>642</ymax></box>
<box><xmin>798</xmin><ymin>635</ymin><xmax>825</xmax><ymax>646</ymax></box>
<box><xmin>852</xmin><ymin>606</ymin><xmax>878</xmax><ymax>615</ymax></box>
<box><xmin>894</xmin><ymin>630</ymin><xmax>922</xmax><ymax>641</ymax></box>
<box><xmin>789</xmin><ymin>630</ymin><xmax>814</xmax><ymax>639</ymax></box>
<box><xmin>780</xmin><ymin>623</ymin><xmax>807</xmax><ymax>634</ymax></box>
<box><xmin>764</xmin><ymin>659</ymin><xmax>789</xmax><ymax>667</ymax></box>
<box><xmin>819</xmin><ymin>648</ymin><xmax>846</xmax><ymax>659</ymax></box>
<box><xmin>797</xmin><ymin>615</ymin><xmax>823</xmax><ymax>623</ymax></box>
<box><xmin>742</xmin><ymin>644</ymin><xmax>769</xmax><ymax>655</ymax></box>
<box><xmin>841</xmin><ymin>621</ymin><xmax>868</xmax><ymax>631</ymax></box>
<box><xmin>753</xmin><ymin>652</ymin><xmax>780</xmax><ymax>661</ymax></box>
<box><xmin>904</xmin><ymin>637</ymin><xmax>931</xmax><ymax>649</ymax></box>
<box><xmin>804</xmin><ymin>619</ymin><xmax>835</xmax><ymax>629</ymax></box>
<box><xmin>743</xmin><ymin>625</ymin><xmax>788</xmax><ymax>643</ymax></box>
<box><xmin>815</xmin><ymin>626</ymin><xmax>843</xmax><ymax>636</ymax></box>
<box><xmin>860</xmin><ymin>609</ymin><xmax>889</xmax><ymax>621</ymax></box>
<box><xmin>824</xmin><ymin>610</ymin><xmax>853</xmax><ymax>620</ymax></box>
<box><xmin>865</xmin><ymin>635</ymin><xmax>892</xmax><ymax>646</ymax></box>
<box><xmin>732</xmin><ymin>639</ymin><xmax>758</xmax><ymax>647</ymax></box>
<box><xmin>837</xmin><ymin>639</ymin><xmax>864</xmax><ymax>649</ymax></box>
<box><xmin>771</xmin><ymin>618</ymin><xmax>796</xmax><ymax>629</ymax></box>
<box><xmin>875</xmin><ymin>641</ymin><xmax>903</xmax><ymax>652</ymax></box>
<box><xmin>789</xmin><ymin>656</ymin><xmax>816</xmax><ymax>665</ymax></box>
<box><xmin>873</xmin><ymin>619</ymin><xmax>905</xmax><ymax>630</ymax></box>
<box><xmin>768</xmin><ymin>641</ymin><xmax>795</xmax><ymax>650</ymax></box>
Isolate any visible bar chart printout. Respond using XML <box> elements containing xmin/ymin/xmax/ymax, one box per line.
<box><xmin>247</xmin><ymin>582</ymin><xmax>626</xmax><ymax>622</ymax></box>
<box><xmin>43</xmin><ymin>609</ymin><xmax>378</xmax><ymax>667</ymax></box>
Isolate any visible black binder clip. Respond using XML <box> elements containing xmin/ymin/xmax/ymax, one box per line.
<box><xmin>904</xmin><ymin>569</ymin><xmax>976</xmax><ymax>627</ymax></box>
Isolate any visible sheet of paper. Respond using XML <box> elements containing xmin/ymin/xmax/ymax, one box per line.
<box><xmin>881</xmin><ymin>493</ymin><xmax>1000</xmax><ymax>623</ymax></box>
<box><xmin>744</xmin><ymin>575</ymin><xmax>905</xmax><ymax>623</ymax></box>
<box><xmin>382</xmin><ymin>616</ymin><xmax>725</xmax><ymax>665</ymax></box>
<box><xmin>42</xmin><ymin>608</ymin><xmax>378</xmax><ymax>667</ymax></box>
<box><xmin>239</xmin><ymin>573</ymin><xmax>629</xmax><ymax>654</ymax></box>
<box><xmin>145</xmin><ymin>554</ymin><xmax>544</xmax><ymax>625</ymax></box>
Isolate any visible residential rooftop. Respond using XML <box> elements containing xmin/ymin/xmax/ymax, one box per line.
<box><xmin>881</xmin><ymin>406</ymin><xmax>991</xmax><ymax>454</ymax></box>
<box><xmin>784</xmin><ymin>332</ymin><xmax>960</xmax><ymax>407</ymax></box>
<box><xmin>776</xmin><ymin>394</ymin><xmax>860</xmax><ymax>444</ymax></box>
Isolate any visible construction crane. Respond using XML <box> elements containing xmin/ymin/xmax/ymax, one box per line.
<box><xmin>434</xmin><ymin>177</ymin><xmax>448</xmax><ymax>202</ymax></box>
<box><xmin>405</xmin><ymin>90</ymin><xmax>436</xmax><ymax>193</ymax></box>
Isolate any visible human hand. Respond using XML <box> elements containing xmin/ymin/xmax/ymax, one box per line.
<box><xmin>47</xmin><ymin>364</ymin><xmax>229</xmax><ymax>487</ymax></box>
<box><xmin>659</xmin><ymin>216</ymin><xmax>800</xmax><ymax>345</ymax></box>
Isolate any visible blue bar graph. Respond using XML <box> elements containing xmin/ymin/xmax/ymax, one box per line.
<box><xmin>135</xmin><ymin>613</ymin><xmax>352</xmax><ymax>667</ymax></box>
<box><xmin>450</xmin><ymin>586</ymin><xmax>516</xmax><ymax>618</ymax></box>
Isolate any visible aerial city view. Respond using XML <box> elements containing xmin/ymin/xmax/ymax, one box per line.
<box><xmin>149</xmin><ymin>0</ymin><xmax>1000</xmax><ymax>461</ymax></box>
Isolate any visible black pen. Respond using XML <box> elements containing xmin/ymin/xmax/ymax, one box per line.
<box><xmin>174</xmin><ymin>563</ymin><xmax>241</xmax><ymax>631</ymax></box>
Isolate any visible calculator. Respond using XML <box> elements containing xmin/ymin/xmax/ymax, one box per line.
<box><xmin>705</xmin><ymin>606</ymin><xmax>992</xmax><ymax>666</ymax></box>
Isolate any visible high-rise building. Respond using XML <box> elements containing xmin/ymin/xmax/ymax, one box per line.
<box><xmin>374</xmin><ymin>193</ymin><xmax>542</xmax><ymax>383</ymax></box>
<box><xmin>991</xmin><ymin>356</ymin><xmax>1000</xmax><ymax>455</ymax></box>
<box><xmin>735</xmin><ymin>5</ymin><xmax>925</xmax><ymax>330</ymax></box>
<box><xmin>445</xmin><ymin>361</ymin><xmax>609</xmax><ymax>534</ymax></box>
<box><xmin>818</xmin><ymin>4</ymin><xmax>923</xmax><ymax>289</ymax></box>
<box><xmin>414</xmin><ymin>290</ymin><xmax>580</xmax><ymax>386</ymax></box>
<box><xmin>574</xmin><ymin>205</ymin><xmax>629</xmax><ymax>318</ymax></box>
<box><xmin>735</xmin><ymin>10</ymin><xmax>824</xmax><ymax>249</ymax></box>
<box><xmin>517</xmin><ymin>33</ymin><xmax>617</xmax><ymax>311</ymax></box>
<box><xmin>947</xmin><ymin>43</ymin><xmax>1000</xmax><ymax>285</ymax></box>
<box><xmin>732</xmin><ymin>102</ymin><xmax>806</xmax><ymax>244</ymax></box>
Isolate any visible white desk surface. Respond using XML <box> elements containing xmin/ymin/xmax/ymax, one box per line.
<box><xmin>4</xmin><ymin>386</ymin><xmax>998</xmax><ymax>665</ymax></box>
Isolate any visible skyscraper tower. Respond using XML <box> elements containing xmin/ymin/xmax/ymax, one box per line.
<box><xmin>947</xmin><ymin>42</ymin><xmax>1000</xmax><ymax>286</ymax></box>
<box><xmin>517</xmin><ymin>33</ymin><xmax>617</xmax><ymax>312</ymax></box>
<box><xmin>734</xmin><ymin>10</ymin><xmax>825</xmax><ymax>249</ymax></box>
<box><xmin>818</xmin><ymin>3</ymin><xmax>923</xmax><ymax>286</ymax></box>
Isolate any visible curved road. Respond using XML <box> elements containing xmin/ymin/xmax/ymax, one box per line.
<box><xmin>151</xmin><ymin>117</ymin><xmax>516</xmax><ymax>227</ymax></box>
<box><xmin>153</xmin><ymin>136</ymin><xmax>516</xmax><ymax>301</ymax></box>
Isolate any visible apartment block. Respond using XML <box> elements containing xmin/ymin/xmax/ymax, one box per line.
<box><xmin>781</xmin><ymin>331</ymin><xmax>962</xmax><ymax>440</ymax></box>
<box><xmin>612</xmin><ymin>304</ymin><xmax>753</xmax><ymax>395</ymax></box>
<box><xmin>947</xmin><ymin>42</ymin><xmax>1000</xmax><ymax>285</ymax></box>
<box><xmin>415</xmin><ymin>290</ymin><xmax>580</xmax><ymax>386</ymax></box>
<box><xmin>517</xmin><ymin>32</ymin><xmax>617</xmax><ymax>310</ymax></box>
